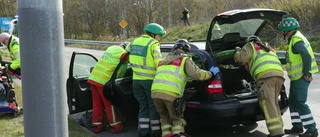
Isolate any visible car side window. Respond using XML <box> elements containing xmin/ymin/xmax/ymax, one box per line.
<box><xmin>73</xmin><ymin>54</ymin><xmax>97</xmax><ymax>77</ymax></box>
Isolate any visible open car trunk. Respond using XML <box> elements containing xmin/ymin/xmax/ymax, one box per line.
<box><xmin>214</xmin><ymin>49</ymin><xmax>257</xmax><ymax>98</ymax></box>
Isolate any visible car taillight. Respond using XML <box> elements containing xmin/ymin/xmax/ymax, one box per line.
<box><xmin>206</xmin><ymin>79</ymin><xmax>223</xmax><ymax>94</ymax></box>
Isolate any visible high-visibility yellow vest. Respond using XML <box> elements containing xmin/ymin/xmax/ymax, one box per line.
<box><xmin>8</xmin><ymin>36</ymin><xmax>20</xmax><ymax>70</ymax></box>
<box><xmin>129</xmin><ymin>35</ymin><xmax>162</xmax><ymax>80</ymax></box>
<box><xmin>248</xmin><ymin>42</ymin><xmax>283</xmax><ymax>81</ymax></box>
<box><xmin>151</xmin><ymin>56</ymin><xmax>188</xmax><ymax>97</ymax></box>
<box><xmin>286</xmin><ymin>31</ymin><xmax>319</xmax><ymax>80</ymax></box>
<box><xmin>88</xmin><ymin>46</ymin><xmax>126</xmax><ymax>85</ymax></box>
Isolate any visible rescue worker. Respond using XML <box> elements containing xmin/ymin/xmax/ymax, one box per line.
<box><xmin>87</xmin><ymin>42</ymin><xmax>130</xmax><ymax>133</ymax></box>
<box><xmin>129</xmin><ymin>23</ymin><xmax>165</xmax><ymax>137</ymax></box>
<box><xmin>234</xmin><ymin>35</ymin><xmax>285</xmax><ymax>137</ymax></box>
<box><xmin>0</xmin><ymin>32</ymin><xmax>21</xmax><ymax>78</ymax></box>
<box><xmin>278</xmin><ymin>17</ymin><xmax>318</xmax><ymax>137</ymax></box>
<box><xmin>151</xmin><ymin>39</ymin><xmax>219</xmax><ymax>137</ymax></box>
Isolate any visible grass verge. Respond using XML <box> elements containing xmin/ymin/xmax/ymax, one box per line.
<box><xmin>0</xmin><ymin>83</ymin><xmax>97</xmax><ymax>137</ymax></box>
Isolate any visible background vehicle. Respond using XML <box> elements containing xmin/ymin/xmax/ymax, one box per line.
<box><xmin>66</xmin><ymin>8</ymin><xmax>289</xmax><ymax>129</ymax></box>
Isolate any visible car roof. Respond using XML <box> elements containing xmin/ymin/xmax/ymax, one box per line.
<box><xmin>161</xmin><ymin>42</ymin><xmax>205</xmax><ymax>50</ymax></box>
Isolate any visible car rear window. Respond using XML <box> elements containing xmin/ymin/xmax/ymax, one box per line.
<box><xmin>211</xmin><ymin>19</ymin><xmax>264</xmax><ymax>40</ymax></box>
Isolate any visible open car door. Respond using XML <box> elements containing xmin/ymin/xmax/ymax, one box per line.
<box><xmin>66</xmin><ymin>51</ymin><xmax>98</xmax><ymax>114</ymax></box>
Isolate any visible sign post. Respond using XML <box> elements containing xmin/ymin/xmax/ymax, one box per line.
<box><xmin>119</xmin><ymin>20</ymin><xmax>127</xmax><ymax>41</ymax></box>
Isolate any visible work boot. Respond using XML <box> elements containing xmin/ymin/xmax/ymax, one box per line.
<box><xmin>299</xmin><ymin>130</ymin><xmax>318</xmax><ymax>137</ymax></box>
<box><xmin>6</xmin><ymin>89</ymin><xmax>15</xmax><ymax>103</ymax></box>
<box><xmin>92</xmin><ymin>124</ymin><xmax>104</xmax><ymax>133</ymax></box>
<box><xmin>284</xmin><ymin>128</ymin><xmax>304</xmax><ymax>134</ymax></box>
<box><xmin>111</xmin><ymin>124</ymin><xmax>128</xmax><ymax>133</ymax></box>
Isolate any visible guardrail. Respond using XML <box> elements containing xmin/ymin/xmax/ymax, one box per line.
<box><xmin>1</xmin><ymin>39</ymin><xmax>320</xmax><ymax>65</ymax></box>
<box><xmin>65</xmin><ymin>39</ymin><xmax>320</xmax><ymax>61</ymax></box>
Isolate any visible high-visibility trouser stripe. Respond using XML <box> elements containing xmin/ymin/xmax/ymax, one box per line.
<box><xmin>151</xmin><ymin>125</ymin><xmax>161</xmax><ymax>131</ymax></box>
<box><xmin>303</xmin><ymin>119</ymin><xmax>315</xmax><ymax>126</ymax></box>
<box><xmin>151</xmin><ymin>119</ymin><xmax>160</xmax><ymax>124</ymax></box>
<box><xmin>162</xmin><ymin>124</ymin><xmax>172</xmax><ymax>137</ymax></box>
<box><xmin>92</xmin><ymin>122</ymin><xmax>102</xmax><ymax>125</ymax></box>
<box><xmin>290</xmin><ymin>112</ymin><xmax>299</xmax><ymax>116</ymax></box>
<box><xmin>109</xmin><ymin>105</ymin><xmax>122</xmax><ymax>126</ymax></box>
<box><xmin>300</xmin><ymin>113</ymin><xmax>316</xmax><ymax>126</ymax></box>
<box><xmin>172</xmin><ymin>125</ymin><xmax>183</xmax><ymax>134</ymax></box>
<box><xmin>261</xmin><ymin>100</ymin><xmax>283</xmax><ymax>131</ymax></box>
<box><xmin>139</xmin><ymin>118</ymin><xmax>150</xmax><ymax>129</ymax></box>
<box><xmin>290</xmin><ymin>112</ymin><xmax>302</xmax><ymax>123</ymax></box>
<box><xmin>139</xmin><ymin>118</ymin><xmax>150</xmax><ymax>122</ymax></box>
<box><xmin>150</xmin><ymin>119</ymin><xmax>161</xmax><ymax>131</ymax></box>
<box><xmin>139</xmin><ymin>124</ymin><xmax>150</xmax><ymax>129</ymax></box>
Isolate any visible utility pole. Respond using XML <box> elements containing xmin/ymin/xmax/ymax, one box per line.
<box><xmin>19</xmin><ymin>0</ymin><xmax>67</xmax><ymax>137</ymax></box>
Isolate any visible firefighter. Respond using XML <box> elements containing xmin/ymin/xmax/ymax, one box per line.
<box><xmin>0</xmin><ymin>32</ymin><xmax>21</xmax><ymax>78</ymax></box>
<box><xmin>278</xmin><ymin>17</ymin><xmax>318</xmax><ymax>137</ymax></box>
<box><xmin>129</xmin><ymin>23</ymin><xmax>165</xmax><ymax>137</ymax></box>
<box><xmin>151</xmin><ymin>39</ymin><xmax>219</xmax><ymax>137</ymax></box>
<box><xmin>87</xmin><ymin>42</ymin><xmax>130</xmax><ymax>133</ymax></box>
<box><xmin>234</xmin><ymin>35</ymin><xmax>285</xmax><ymax>137</ymax></box>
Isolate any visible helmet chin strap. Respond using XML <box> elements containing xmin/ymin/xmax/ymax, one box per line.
<box><xmin>283</xmin><ymin>31</ymin><xmax>289</xmax><ymax>40</ymax></box>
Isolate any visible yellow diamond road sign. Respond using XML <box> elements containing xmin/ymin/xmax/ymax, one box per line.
<box><xmin>119</xmin><ymin>20</ymin><xmax>127</xmax><ymax>29</ymax></box>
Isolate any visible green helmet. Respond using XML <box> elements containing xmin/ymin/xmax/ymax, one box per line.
<box><xmin>278</xmin><ymin>17</ymin><xmax>300</xmax><ymax>32</ymax></box>
<box><xmin>144</xmin><ymin>23</ymin><xmax>166</xmax><ymax>36</ymax></box>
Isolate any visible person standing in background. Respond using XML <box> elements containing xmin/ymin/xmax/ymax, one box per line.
<box><xmin>181</xmin><ymin>7</ymin><xmax>190</xmax><ymax>26</ymax></box>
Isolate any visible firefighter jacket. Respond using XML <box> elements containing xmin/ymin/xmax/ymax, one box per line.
<box><xmin>129</xmin><ymin>34</ymin><xmax>162</xmax><ymax>80</ymax></box>
<box><xmin>152</xmin><ymin>49</ymin><xmax>212</xmax><ymax>98</ymax></box>
<box><xmin>234</xmin><ymin>42</ymin><xmax>284</xmax><ymax>81</ymax></box>
<box><xmin>7</xmin><ymin>36</ymin><xmax>20</xmax><ymax>70</ymax></box>
<box><xmin>88</xmin><ymin>46</ymin><xmax>127</xmax><ymax>87</ymax></box>
<box><xmin>286</xmin><ymin>31</ymin><xmax>319</xmax><ymax>80</ymax></box>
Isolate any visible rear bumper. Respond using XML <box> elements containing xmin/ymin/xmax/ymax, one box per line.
<box><xmin>184</xmin><ymin>98</ymin><xmax>288</xmax><ymax>127</ymax></box>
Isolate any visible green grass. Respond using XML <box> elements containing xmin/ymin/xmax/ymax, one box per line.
<box><xmin>0</xmin><ymin>83</ymin><xmax>97</xmax><ymax>137</ymax></box>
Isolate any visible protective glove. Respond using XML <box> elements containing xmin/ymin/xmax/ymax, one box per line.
<box><xmin>209</xmin><ymin>66</ymin><xmax>220</xmax><ymax>76</ymax></box>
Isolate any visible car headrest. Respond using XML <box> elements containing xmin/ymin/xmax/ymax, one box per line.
<box><xmin>222</xmin><ymin>32</ymin><xmax>240</xmax><ymax>43</ymax></box>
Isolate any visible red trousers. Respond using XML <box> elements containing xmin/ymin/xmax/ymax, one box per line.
<box><xmin>90</xmin><ymin>84</ymin><xmax>123</xmax><ymax>132</ymax></box>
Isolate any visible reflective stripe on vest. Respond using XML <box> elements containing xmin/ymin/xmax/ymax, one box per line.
<box><xmin>286</xmin><ymin>31</ymin><xmax>319</xmax><ymax>80</ymax></box>
<box><xmin>130</xmin><ymin>35</ymin><xmax>161</xmax><ymax>80</ymax></box>
<box><xmin>88</xmin><ymin>46</ymin><xmax>125</xmax><ymax>85</ymax></box>
<box><xmin>151</xmin><ymin>57</ymin><xmax>188</xmax><ymax>96</ymax></box>
<box><xmin>248</xmin><ymin>42</ymin><xmax>283</xmax><ymax>81</ymax></box>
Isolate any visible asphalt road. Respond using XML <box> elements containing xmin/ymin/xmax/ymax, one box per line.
<box><xmin>15</xmin><ymin>47</ymin><xmax>320</xmax><ymax>137</ymax></box>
